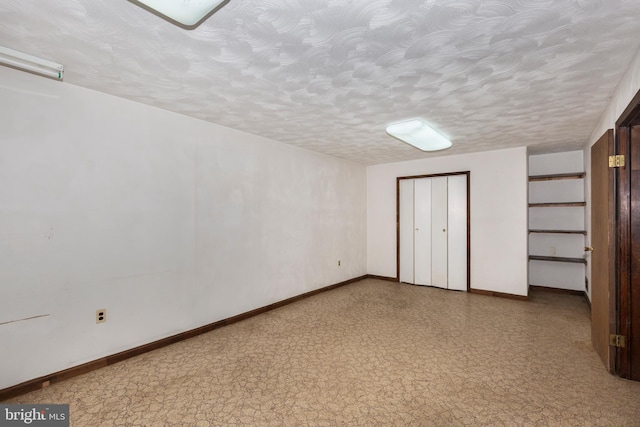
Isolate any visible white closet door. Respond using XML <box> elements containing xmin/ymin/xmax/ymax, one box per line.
<box><xmin>431</xmin><ymin>177</ymin><xmax>448</xmax><ymax>288</ymax></box>
<box><xmin>447</xmin><ymin>175</ymin><xmax>467</xmax><ymax>291</ymax></box>
<box><xmin>399</xmin><ymin>179</ymin><xmax>414</xmax><ymax>284</ymax></box>
<box><xmin>414</xmin><ymin>178</ymin><xmax>432</xmax><ymax>286</ymax></box>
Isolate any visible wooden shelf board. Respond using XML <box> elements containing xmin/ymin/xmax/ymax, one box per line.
<box><xmin>529</xmin><ymin>229</ymin><xmax>587</xmax><ymax>235</ymax></box>
<box><xmin>529</xmin><ymin>172</ymin><xmax>586</xmax><ymax>181</ymax></box>
<box><xmin>529</xmin><ymin>255</ymin><xmax>587</xmax><ymax>264</ymax></box>
<box><xmin>528</xmin><ymin>202</ymin><xmax>586</xmax><ymax>207</ymax></box>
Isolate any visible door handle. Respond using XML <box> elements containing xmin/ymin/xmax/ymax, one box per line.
<box><xmin>584</xmin><ymin>246</ymin><xmax>594</xmax><ymax>252</ymax></box>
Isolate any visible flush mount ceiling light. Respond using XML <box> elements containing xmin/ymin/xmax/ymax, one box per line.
<box><xmin>386</xmin><ymin>119</ymin><xmax>452</xmax><ymax>152</ymax></box>
<box><xmin>132</xmin><ymin>0</ymin><xmax>228</xmax><ymax>27</ymax></box>
<box><xmin>0</xmin><ymin>46</ymin><xmax>64</xmax><ymax>80</ymax></box>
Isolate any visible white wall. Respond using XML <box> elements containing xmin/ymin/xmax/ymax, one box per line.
<box><xmin>584</xmin><ymin>46</ymin><xmax>640</xmax><ymax>300</ymax></box>
<box><xmin>366</xmin><ymin>147</ymin><xmax>528</xmax><ymax>296</ymax></box>
<box><xmin>0</xmin><ymin>67</ymin><xmax>367</xmax><ymax>389</ymax></box>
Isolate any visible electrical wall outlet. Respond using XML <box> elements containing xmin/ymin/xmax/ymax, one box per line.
<box><xmin>338</xmin><ymin>260</ymin><xmax>341</xmax><ymax>266</ymax></box>
<box><xmin>96</xmin><ymin>309</ymin><xmax>106</xmax><ymax>324</ymax></box>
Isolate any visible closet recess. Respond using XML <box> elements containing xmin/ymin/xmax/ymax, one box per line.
<box><xmin>528</xmin><ymin>152</ymin><xmax>587</xmax><ymax>291</ymax></box>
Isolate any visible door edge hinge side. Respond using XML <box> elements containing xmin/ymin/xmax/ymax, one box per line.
<box><xmin>609</xmin><ymin>155</ymin><xmax>625</xmax><ymax>168</ymax></box>
<box><xmin>610</xmin><ymin>334</ymin><xmax>626</xmax><ymax>348</ymax></box>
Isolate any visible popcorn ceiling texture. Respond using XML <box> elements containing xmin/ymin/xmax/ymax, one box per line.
<box><xmin>1</xmin><ymin>0</ymin><xmax>640</xmax><ymax>164</ymax></box>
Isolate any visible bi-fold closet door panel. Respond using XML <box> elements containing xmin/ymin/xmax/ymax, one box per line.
<box><xmin>414</xmin><ymin>178</ymin><xmax>433</xmax><ymax>286</ymax></box>
<box><xmin>399</xmin><ymin>179</ymin><xmax>414</xmax><ymax>284</ymax></box>
<box><xmin>399</xmin><ymin>174</ymin><xmax>467</xmax><ymax>291</ymax></box>
<box><xmin>430</xmin><ymin>177</ymin><xmax>448</xmax><ymax>288</ymax></box>
<box><xmin>447</xmin><ymin>175</ymin><xmax>467</xmax><ymax>291</ymax></box>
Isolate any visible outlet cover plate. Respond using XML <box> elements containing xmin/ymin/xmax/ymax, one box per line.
<box><xmin>96</xmin><ymin>309</ymin><xmax>107</xmax><ymax>324</ymax></box>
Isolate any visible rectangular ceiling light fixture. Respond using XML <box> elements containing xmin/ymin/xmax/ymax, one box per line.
<box><xmin>386</xmin><ymin>119</ymin><xmax>452</xmax><ymax>152</ymax></box>
<box><xmin>134</xmin><ymin>0</ymin><xmax>227</xmax><ymax>26</ymax></box>
<box><xmin>0</xmin><ymin>46</ymin><xmax>64</xmax><ymax>80</ymax></box>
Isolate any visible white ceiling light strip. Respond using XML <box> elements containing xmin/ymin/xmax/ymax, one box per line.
<box><xmin>386</xmin><ymin>119</ymin><xmax>452</xmax><ymax>152</ymax></box>
<box><xmin>0</xmin><ymin>46</ymin><xmax>64</xmax><ymax>80</ymax></box>
<box><xmin>133</xmin><ymin>0</ymin><xmax>227</xmax><ymax>26</ymax></box>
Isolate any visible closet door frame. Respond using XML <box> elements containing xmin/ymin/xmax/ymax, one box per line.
<box><xmin>396</xmin><ymin>171</ymin><xmax>471</xmax><ymax>291</ymax></box>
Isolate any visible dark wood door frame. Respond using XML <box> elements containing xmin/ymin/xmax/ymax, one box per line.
<box><xmin>615</xmin><ymin>88</ymin><xmax>640</xmax><ymax>379</ymax></box>
<box><xmin>396</xmin><ymin>171</ymin><xmax>471</xmax><ymax>291</ymax></box>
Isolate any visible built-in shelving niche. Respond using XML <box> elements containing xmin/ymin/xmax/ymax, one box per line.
<box><xmin>528</xmin><ymin>151</ymin><xmax>587</xmax><ymax>292</ymax></box>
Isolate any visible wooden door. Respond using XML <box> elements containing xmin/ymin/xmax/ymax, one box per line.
<box><xmin>590</xmin><ymin>129</ymin><xmax>614</xmax><ymax>372</ymax></box>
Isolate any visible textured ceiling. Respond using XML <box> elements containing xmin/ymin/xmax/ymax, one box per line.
<box><xmin>1</xmin><ymin>0</ymin><xmax>640</xmax><ymax>165</ymax></box>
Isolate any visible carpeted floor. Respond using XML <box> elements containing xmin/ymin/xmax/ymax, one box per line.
<box><xmin>4</xmin><ymin>279</ymin><xmax>640</xmax><ymax>426</ymax></box>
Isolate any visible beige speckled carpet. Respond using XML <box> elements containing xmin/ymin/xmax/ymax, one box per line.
<box><xmin>4</xmin><ymin>279</ymin><xmax>640</xmax><ymax>426</ymax></box>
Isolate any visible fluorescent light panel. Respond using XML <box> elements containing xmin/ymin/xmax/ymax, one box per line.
<box><xmin>135</xmin><ymin>0</ymin><xmax>226</xmax><ymax>26</ymax></box>
<box><xmin>386</xmin><ymin>119</ymin><xmax>452</xmax><ymax>152</ymax></box>
<box><xmin>0</xmin><ymin>46</ymin><xmax>63</xmax><ymax>80</ymax></box>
